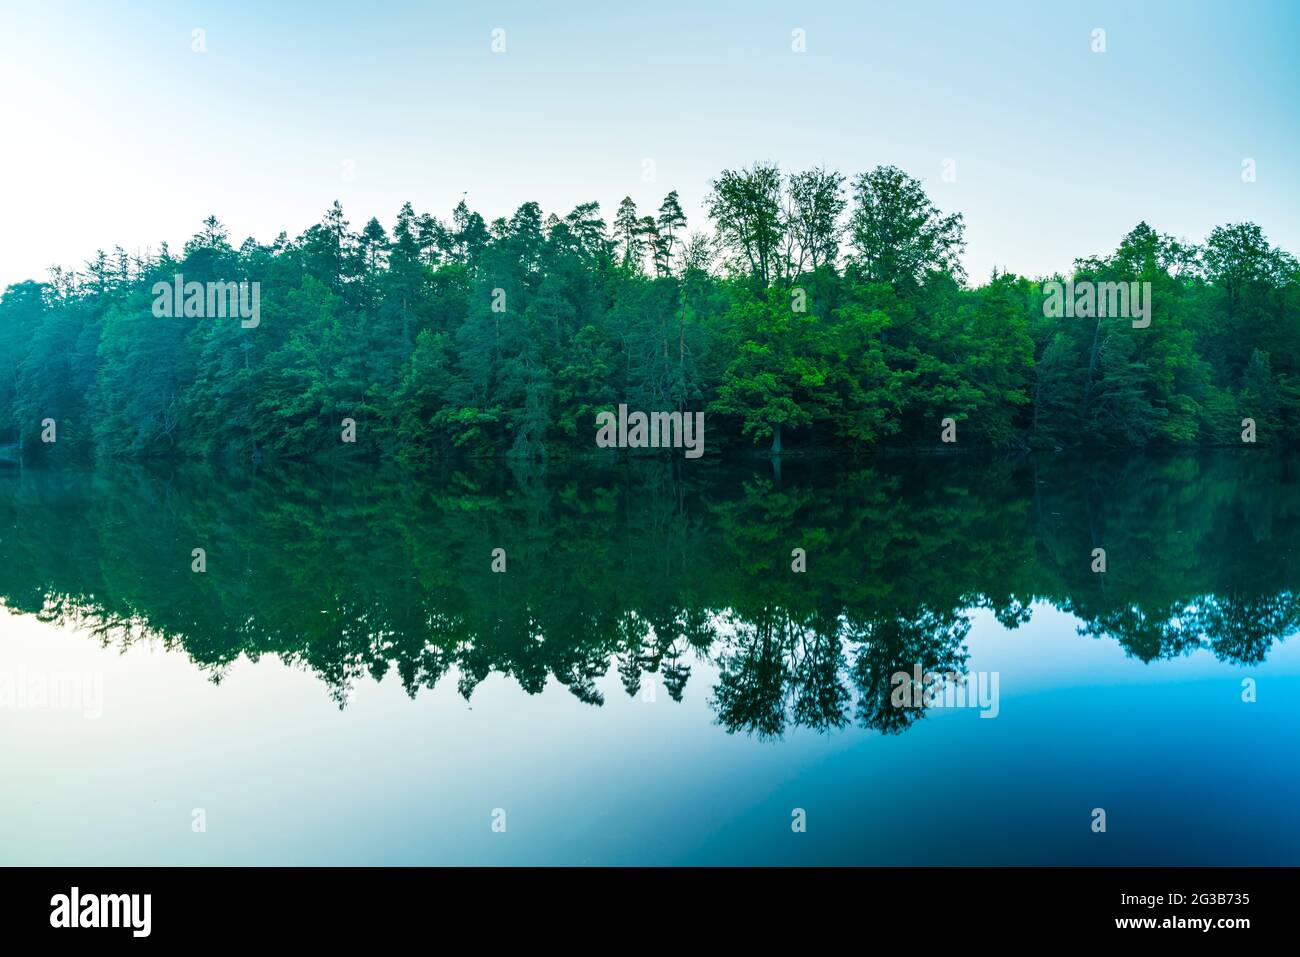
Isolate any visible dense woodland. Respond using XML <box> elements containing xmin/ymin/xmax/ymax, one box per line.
<box><xmin>1</xmin><ymin>163</ymin><xmax>1297</xmax><ymax>461</ymax></box>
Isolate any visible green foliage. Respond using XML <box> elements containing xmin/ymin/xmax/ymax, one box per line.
<box><xmin>0</xmin><ymin>167</ymin><xmax>1297</xmax><ymax>461</ymax></box>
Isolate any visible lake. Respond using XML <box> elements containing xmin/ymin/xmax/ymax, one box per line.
<box><xmin>1</xmin><ymin>451</ymin><xmax>1297</xmax><ymax>865</ymax></box>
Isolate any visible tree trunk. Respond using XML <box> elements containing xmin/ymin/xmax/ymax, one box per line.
<box><xmin>771</xmin><ymin>422</ymin><xmax>782</xmax><ymax>455</ymax></box>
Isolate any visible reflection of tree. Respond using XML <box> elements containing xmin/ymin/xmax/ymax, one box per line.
<box><xmin>1192</xmin><ymin>592</ymin><xmax>1300</xmax><ymax>665</ymax></box>
<box><xmin>0</xmin><ymin>451</ymin><xmax>1296</xmax><ymax>739</ymax></box>
<box><xmin>790</xmin><ymin>610</ymin><xmax>852</xmax><ymax>733</ymax></box>
<box><xmin>849</xmin><ymin>611</ymin><xmax>972</xmax><ymax>735</ymax></box>
<box><xmin>708</xmin><ymin>607</ymin><xmax>853</xmax><ymax>739</ymax></box>
<box><xmin>711</xmin><ymin>610</ymin><xmax>799</xmax><ymax>740</ymax></box>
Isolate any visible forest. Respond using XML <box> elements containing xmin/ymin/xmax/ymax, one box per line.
<box><xmin>1</xmin><ymin>163</ymin><xmax>1297</xmax><ymax>461</ymax></box>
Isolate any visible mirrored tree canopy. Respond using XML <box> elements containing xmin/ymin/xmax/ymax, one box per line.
<box><xmin>2</xmin><ymin>451</ymin><xmax>1295</xmax><ymax>739</ymax></box>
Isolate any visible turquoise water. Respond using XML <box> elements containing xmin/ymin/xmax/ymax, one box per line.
<box><xmin>1</xmin><ymin>452</ymin><xmax>1297</xmax><ymax>864</ymax></box>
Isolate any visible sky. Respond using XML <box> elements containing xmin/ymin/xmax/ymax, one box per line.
<box><xmin>1</xmin><ymin>0</ymin><xmax>1298</xmax><ymax>290</ymax></box>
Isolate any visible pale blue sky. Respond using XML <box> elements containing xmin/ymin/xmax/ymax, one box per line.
<box><xmin>1</xmin><ymin>0</ymin><xmax>1297</xmax><ymax>289</ymax></box>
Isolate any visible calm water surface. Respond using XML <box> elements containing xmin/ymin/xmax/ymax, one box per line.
<box><xmin>1</xmin><ymin>452</ymin><xmax>1297</xmax><ymax>864</ymax></box>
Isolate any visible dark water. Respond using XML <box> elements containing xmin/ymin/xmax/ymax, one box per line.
<box><xmin>1</xmin><ymin>451</ymin><xmax>1297</xmax><ymax>864</ymax></box>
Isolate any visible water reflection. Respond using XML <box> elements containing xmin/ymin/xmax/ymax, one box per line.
<box><xmin>1</xmin><ymin>452</ymin><xmax>1296</xmax><ymax>738</ymax></box>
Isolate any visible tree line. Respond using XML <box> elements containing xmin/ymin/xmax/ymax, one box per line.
<box><xmin>1</xmin><ymin>163</ymin><xmax>1297</xmax><ymax>460</ymax></box>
